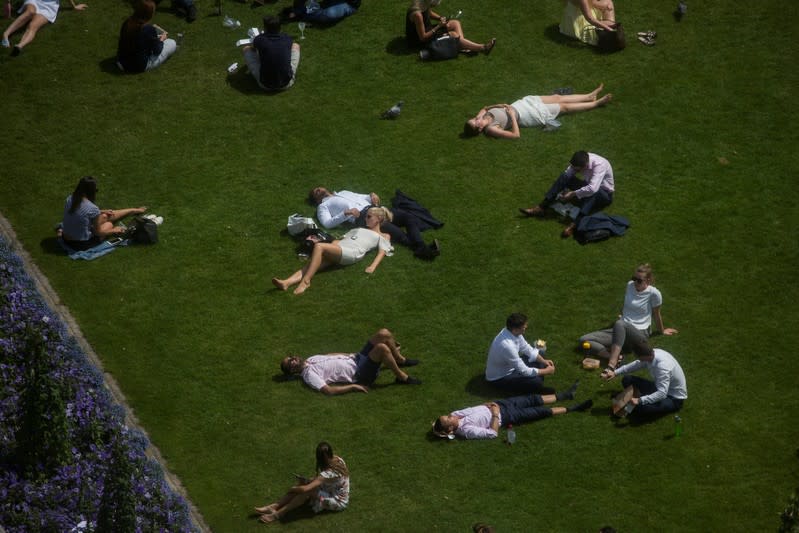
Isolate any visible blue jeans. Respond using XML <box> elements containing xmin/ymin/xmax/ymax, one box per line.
<box><xmin>622</xmin><ymin>375</ymin><xmax>684</xmax><ymax>419</ymax></box>
<box><xmin>497</xmin><ymin>394</ymin><xmax>552</xmax><ymax>426</ymax></box>
<box><xmin>300</xmin><ymin>1</ymin><xmax>357</xmax><ymax>24</ymax></box>
<box><xmin>541</xmin><ymin>172</ymin><xmax>613</xmax><ymax>219</ymax></box>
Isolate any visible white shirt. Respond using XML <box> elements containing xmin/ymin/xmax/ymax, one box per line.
<box><xmin>300</xmin><ymin>354</ymin><xmax>358</xmax><ymax>391</ymax></box>
<box><xmin>316</xmin><ymin>190</ymin><xmax>372</xmax><ymax>229</ymax></box>
<box><xmin>452</xmin><ymin>405</ymin><xmax>499</xmax><ymax>440</ymax></box>
<box><xmin>564</xmin><ymin>152</ymin><xmax>615</xmax><ymax>199</ymax></box>
<box><xmin>485</xmin><ymin>328</ymin><xmax>540</xmax><ymax>381</ymax></box>
<box><xmin>622</xmin><ymin>281</ymin><xmax>663</xmax><ymax>331</ymax></box>
<box><xmin>615</xmin><ymin>348</ymin><xmax>688</xmax><ymax>404</ymax></box>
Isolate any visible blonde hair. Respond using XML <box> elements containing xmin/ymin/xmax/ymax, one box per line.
<box><xmin>367</xmin><ymin>206</ymin><xmax>393</xmax><ymax>223</ymax></box>
<box><xmin>635</xmin><ymin>263</ymin><xmax>654</xmax><ymax>283</ymax></box>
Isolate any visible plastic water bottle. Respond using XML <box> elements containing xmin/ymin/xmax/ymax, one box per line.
<box><xmin>222</xmin><ymin>15</ymin><xmax>241</xmax><ymax>28</ymax></box>
<box><xmin>674</xmin><ymin>415</ymin><xmax>683</xmax><ymax>438</ymax></box>
<box><xmin>451</xmin><ymin>10</ymin><xmax>462</xmax><ymax>19</ymax></box>
<box><xmin>506</xmin><ymin>424</ymin><xmax>516</xmax><ymax>445</ymax></box>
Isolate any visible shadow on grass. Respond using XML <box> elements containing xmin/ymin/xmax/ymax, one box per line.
<box><xmin>246</xmin><ymin>505</ymin><xmax>316</xmax><ymax>525</ymax></box>
<box><xmin>99</xmin><ymin>57</ymin><xmax>125</xmax><ymax>76</ymax></box>
<box><xmin>385</xmin><ymin>36</ymin><xmax>415</xmax><ymax>56</ymax></box>
<box><xmin>543</xmin><ymin>23</ymin><xmax>625</xmax><ymax>56</ymax></box>
<box><xmin>40</xmin><ymin>237</ymin><xmax>66</xmax><ymax>256</ymax></box>
<box><xmin>226</xmin><ymin>70</ymin><xmax>298</xmax><ymax>95</ymax></box>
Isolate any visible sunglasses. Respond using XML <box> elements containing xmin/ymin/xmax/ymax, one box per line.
<box><xmin>631</xmin><ymin>276</ymin><xmax>647</xmax><ymax>283</ymax></box>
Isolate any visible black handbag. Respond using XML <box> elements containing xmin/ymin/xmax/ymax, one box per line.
<box><xmin>129</xmin><ymin>216</ymin><xmax>158</xmax><ymax>244</ymax></box>
<box><xmin>426</xmin><ymin>35</ymin><xmax>460</xmax><ymax>60</ymax></box>
<box><xmin>596</xmin><ymin>22</ymin><xmax>626</xmax><ymax>52</ymax></box>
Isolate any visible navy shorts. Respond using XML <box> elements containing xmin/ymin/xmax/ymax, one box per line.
<box><xmin>354</xmin><ymin>342</ymin><xmax>380</xmax><ymax>385</ymax></box>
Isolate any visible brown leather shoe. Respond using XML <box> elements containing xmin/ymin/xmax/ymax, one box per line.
<box><xmin>561</xmin><ymin>223</ymin><xmax>577</xmax><ymax>238</ymax></box>
<box><xmin>519</xmin><ymin>205</ymin><xmax>546</xmax><ymax>217</ymax></box>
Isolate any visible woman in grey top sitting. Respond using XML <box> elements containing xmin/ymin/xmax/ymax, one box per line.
<box><xmin>60</xmin><ymin>176</ymin><xmax>147</xmax><ymax>250</ymax></box>
<box><xmin>463</xmin><ymin>84</ymin><xmax>611</xmax><ymax>139</ymax></box>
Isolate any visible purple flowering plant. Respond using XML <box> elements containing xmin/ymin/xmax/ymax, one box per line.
<box><xmin>0</xmin><ymin>238</ymin><xmax>196</xmax><ymax>532</ymax></box>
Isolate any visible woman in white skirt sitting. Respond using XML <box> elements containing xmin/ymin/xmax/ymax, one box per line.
<box><xmin>463</xmin><ymin>84</ymin><xmax>611</xmax><ymax>139</ymax></box>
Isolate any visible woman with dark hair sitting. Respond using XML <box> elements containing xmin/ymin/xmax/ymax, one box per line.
<box><xmin>405</xmin><ymin>0</ymin><xmax>495</xmax><ymax>55</ymax></box>
<box><xmin>116</xmin><ymin>0</ymin><xmax>177</xmax><ymax>73</ymax></box>
<box><xmin>60</xmin><ymin>176</ymin><xmax>147</xmax><ymax>250</ymax></box>
<box><xmin>254</xmin><ymin>441</ymin><xmax>350</xmax><ymax>524</ymax></box>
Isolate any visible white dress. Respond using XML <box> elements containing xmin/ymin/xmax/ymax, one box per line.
<box><xmin>22</xmin><ymin>0</ymin><xmax>60</xmax><ymax>23</ymax></box>
<box><xmin>337</xmin><ymin>228</ymin><xmax>393</xmax><ymax>265</ymax></box>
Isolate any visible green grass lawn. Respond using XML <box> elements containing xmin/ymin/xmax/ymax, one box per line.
<box><xmin>2</xmin><ymin>0</ymin><xmax>798</xmax><ymax>531</ymax></box>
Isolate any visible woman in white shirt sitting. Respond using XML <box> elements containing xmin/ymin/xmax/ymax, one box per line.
<box><xmin>580</xmin><ymin>263</ymin><xmax>678</xmax><ymax>370</ymax></box>
<box><xmin>272</xmin><ymin>207</ymin><xmax>393</xmax><ymax>295</ymax></box>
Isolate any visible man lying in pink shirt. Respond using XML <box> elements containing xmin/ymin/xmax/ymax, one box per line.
<box><xmin>280</xmin><ymin>328</ymin><xmax>421</xmax><ymax>395</ymax></box>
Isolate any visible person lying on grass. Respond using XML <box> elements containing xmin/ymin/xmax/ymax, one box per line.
<box><xmin>255</xmin><ymin>441</ymin><xmax>349</xmax><ymax>524</ymax></box>
<box><xmin>60</xmin><ymin>176</ymin><xmax>147</xmax><ymax>251</ymax></box>
<box><xmin>463</xmin><ymin>84</ymin><xmax>611</xmax><ymax>139</ymax></box>
<box><xmin>272</xmin><ymin>207</ymin><xmax>392</xmax><ymax>295</ymax></box>
<box><xmin>580</xmin><ymin>263</ymin><xmax>678</xmax><ymax>372</ymax></box>
<box><xmin>2</xmin><ymin>0</ymin><xmax>87</xmax><ymax>56</ymax></box>
<box><xmin>432</xmin><ymin>384</ymin><xmax>591</xmax><ymax>440</ymax></box>
<box><xmin>280</xmin><ymin>328</ymin><xmax>421</xmax><ymax>394</ymax></box>
<box><xmin>601</xmin><ymin>337</ymin><xmax>687</xmax><ymax>421</ymax></box>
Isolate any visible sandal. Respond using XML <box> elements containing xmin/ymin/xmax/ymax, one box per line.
<box><xmin>636</xmin><ymin>31</ymin><xmax>657</xmax><ymax>39</ymax></box>
<box><xmin>483</xmin><ymin>38</ymin><xmax>496</xmax><ymax>55</ymax></box>
<box><xmin>637</xmin><ymin>35</ymin><xmax>655</xmax><ymax>46</ymax></box>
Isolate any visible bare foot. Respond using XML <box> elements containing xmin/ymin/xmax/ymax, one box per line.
<box><xmin>272</xmin><ymin>278</ymin><xmax>288</xmax><ymax>291</ymax></box>
<box><xmin>597</xmin><ymin>93</ymin><xmax>613</xmax><ymax>106</ymax></box>
<box><xmin>590</xmin><ymin>83</ymin><xmax>605</xmax><ymax>100</ymax></box>
<box><xmin>293</xmin><ymin>281</ymin><xmax>310</xmax><ymax>295</ymax></box>
<box><xmin>259</xmin><ymin>512</ymin><xmax>279</xmax><ymax>523</ymax></box>
<box><xmin>254</xmin><ymin>504</ymin><xmax>277</xmax><ymax>514</ymax></box>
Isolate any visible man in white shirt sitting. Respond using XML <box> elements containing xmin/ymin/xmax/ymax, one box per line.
<box><xmin>308</xmin><ymin>186</ymin><xmax>440</xmax><ymax>259</ymax></box>
<box><xmin>280</xmin><ymin>328</ymin><xmax>422</xmax><ymax>395</ymax></box>
<box><xmin>485</xmin><ymin>313</ymin><xmax>556</xmax><ymax>394</ymax></box>
<box><xmin>601</xmin><ymin>337</ymin><xmax>687</xmax><ymax>420</ymax></box>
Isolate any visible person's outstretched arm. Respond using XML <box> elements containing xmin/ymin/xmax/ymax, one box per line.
<box><xmin>319</xmin><ymin>384</ymin><xmax>368</xmax><ymax>395</ymax></box>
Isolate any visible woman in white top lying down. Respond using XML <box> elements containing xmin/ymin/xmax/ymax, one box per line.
<box><xmin>272</xmin><ymin>206</ymin><xmax>393</xmax><ymax>295</ymax></box>
<box><xmin>463</xmin><ymin>84</ymin><xmax>611</xmax><ymax>139</ymax></box>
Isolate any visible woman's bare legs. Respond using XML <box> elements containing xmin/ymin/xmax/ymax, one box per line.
<box><xmin>2</xmin><ymin>4</ymin><xmax>36</xmax><ymax>43</ymax></box>
<box><xmin>294</xmin><ymin>242</ymin><xmax>342</xmax><ymax>295</ymax></box>
<box><xmin>539</xmin><ymin>85</ymin><xmax>613</xmax><ymax>115</ymax></box>
<box><xmin>257</xmin><ymin>491</ymin><xmax>312</xmax><ymax>523</ymax></box>
<box><xmin>445</xmin><ymin>20</ymin><xmax>494</xmax><ymax>53</ymax></box>
<box><xmin>16</xmin><ymin>13</ymin><xmax>48</xmax><ymax>50</ymax></box>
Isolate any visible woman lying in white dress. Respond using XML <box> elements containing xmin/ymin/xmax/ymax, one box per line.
<box><xmin>463</xmin><ymin>84</ymin><xmax>611</xmax><ymax>139</ymax></box>
<box><xmin>272</xmin><ymin>206</ymin><xmax>393</xmax><ymax>295</ymax></box>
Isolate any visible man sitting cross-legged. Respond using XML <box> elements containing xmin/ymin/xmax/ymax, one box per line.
<box><xmin>432</xmin><ymin>382</ymin><xmax>591</xmax><ymax>440</ymax></box>
<box><xmin>280</xmin><ymin>328</ymin><xmax>421</xmax><ymax>395</ymax></box>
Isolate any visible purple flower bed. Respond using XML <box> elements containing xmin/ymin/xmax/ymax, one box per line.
<box><xmin>0</xmin><ymin>237</ymin><xmax>196</xmax><ymax>532</ymax></box>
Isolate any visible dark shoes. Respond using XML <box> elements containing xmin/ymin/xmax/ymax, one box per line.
<box><xmin>399</xmin><ymin>358</ymin><xmax>420</xmax><ymax>367</ymax></box>
<box><xmin>414</xmin><ymin>240</ymin><xmax>440</xmax><ymax>260</ymax></box>
<box><xmin>519</xmin><ymin>205</ymin><xmax>545</xmax><ymax>217</ymax></box>
<box><xmin>186</xmin><ymin>4</ymin><xmax>197</xmax><ymax>22</ymax></box>
<box><xmin>11</xmin><ymin>45</ymin><xmax>22</xmax><ymax>57</ymax></box>
<box><xmin>396</xmin><ymin>375</ymin><xmax>422</xmax><ymax>385</ymax></box>
<box><xmin>561</xmin><ymin>223</ymin><xmax>576</xmax><ymax>238</ymax></box>
<box><xmin>569</xmin><ymin>399</ymin><xmax>593</xmax><ymax>412</ymax></box>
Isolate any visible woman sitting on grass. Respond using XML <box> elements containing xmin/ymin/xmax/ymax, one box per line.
<box><xmin>60</xmin><ymin>176</ymin><xmax>147</xmax><ymax>250</ymax></box>
<box><xmin>1</xmin><ymin>0</ymin><xmax>87</xmax><ymax>56</ymax></box>
<box><xmin>463</xmin><ymin>84</ymin><xmax>612</xmax><ymax>139</ymax></box>
<box><xmin>255</xmin><ymin>441</ymin><xmax>349</xmax><ymax>524</ymax></box>
<box><xmin>116</xmin><ymin>0</ymin><xmax>177</xmax><ymax>73</ymax></box>
<box><xmin>405</xmin><ymin>0</ymin><xmax>495</xmax><ymax>55</ymax></box>
<box><xmin>272</xmin><ymin>207</ymin><xmax>393</xmax><ymax>295</ymax></box>
<box><xmin>579</xmin><ymin>263</ymin><xmax>678</xmax><ymax>371</ymax></box>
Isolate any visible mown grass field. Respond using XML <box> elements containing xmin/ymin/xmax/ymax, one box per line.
<box><xmin>1</xmin><ymin>0</ymin><xmax>798</xmax><ymax>531</ymax></box>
